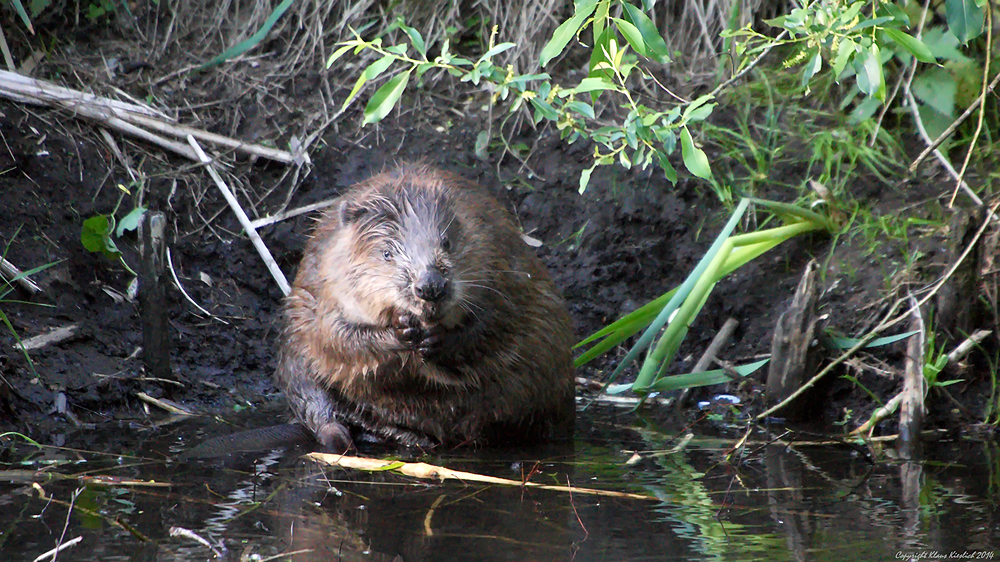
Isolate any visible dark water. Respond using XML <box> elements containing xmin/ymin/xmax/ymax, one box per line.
<box><xmin>2</xmin><ymin>404</ymin><xmax>998</xmax><ymax>562</ymax></box>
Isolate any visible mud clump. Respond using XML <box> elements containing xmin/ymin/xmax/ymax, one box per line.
<box><xmin>276</xmin><ymin>164</ymin><xmax>575</xmax><ymax>451</ymax></box>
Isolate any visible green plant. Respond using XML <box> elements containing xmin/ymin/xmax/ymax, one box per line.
<box><xmin>726</xmin><ymin>0</ymin><xmax>936</xmax><ymax>104</ymax></box>
<box><xmin>922</xmin><ymin>321</ymin><xmax>964</xmax><ymax>391</ymax></box>
<box><xmin>1</xmin><ymin>232</ymin><xmax>58</xmax><ymax>378</ymax></box>
<box><xmin>576</xmin><ymin>199</ymin><xmax>835</xmax><ymax>399</ymax></box>
<box><xmin>81</xmin><ymin>183</ymin><xmax>146</xmax><ymax>276</ymax></box>
<box><xmin>328</xmin><ymin>4</ymin><xmax>715</xmax><ymax>193</ymax></box>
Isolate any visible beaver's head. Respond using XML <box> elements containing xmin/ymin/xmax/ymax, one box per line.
<box><xmin>338</xmin><ymin>176</ymin><xmax>467</xmax><ymax>326</ymax></box>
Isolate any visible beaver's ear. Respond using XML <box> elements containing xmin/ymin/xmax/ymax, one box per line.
<box><xmin>338</xmin><ymin>200</ymin><xmax>367</xmax><ymax>225</ymax></box>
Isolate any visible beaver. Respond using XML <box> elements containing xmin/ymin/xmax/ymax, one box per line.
<box><xmin>276</xmin><ymin>163</ymin><xmax>575</xmax><ymax>451</ymax></box>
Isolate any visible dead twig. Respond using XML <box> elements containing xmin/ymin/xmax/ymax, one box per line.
<box><xmin>248</xmin><ymin>198</ymin><xmax>340</xmax><ymax>230</ymax></box>
<box><xmin>165</xmin><ymin>248</ymin><xmax>229</xmax><ymax>325</ymax></box>
<box><xmin>851</xmin><ymin>329</ymin><xmax>991</xmax><ymax>436</ymax></box>
<box><xmin>0</xmin><ymin>255</ymin><xmax>42</xmax><ymax>294</ymax></box>
<box><xmin>0</xmin><ymin>70</ymin><xmax>301</xmax><ymax>165</ymax></box>
<box><xmin>759</xmin><ymin>201</ymin><xmax>1000</xmax><ymax>421</ymax></box>
<box><xmin>17</xmin><ymin>325</ymin><xmax>79</xmax><ymax>352</ymax></box>
<box><xmin>187</xmin><ymin>136</ymin><xmax>291</xmax><ymax>296</ymax></box>
<box><xmin>136</xmin><ymin>391</ymin><xmax>194</xmax><ymax>416</ymax></box>
<box><xmin>31</xmin><ymin>536</ymin><xmax>82</xmax><ymax>562</ymax></box>
<box><xmin>908</xmin><ymin>70</ymin><xmax>1000</xmax><ymax>175</ymax></box>
<box><xmin>309</xmin><ymin>453</ymin><xmax>655</xmax><ymax>500</ymax></box>
<box><xmin>677</xmin><ymin>317</ymin><xmax>739</xmax><ymax>407</ymax></box>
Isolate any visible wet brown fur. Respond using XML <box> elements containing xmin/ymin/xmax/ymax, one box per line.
<box><xmin>276</xmin><ymin>164</ymin><xmax>575</xmax><ymax>449</ymax></box>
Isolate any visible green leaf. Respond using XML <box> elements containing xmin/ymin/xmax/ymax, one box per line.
<box><xmin>579</xmin><ymin>164</ymin><xmax>596</xmax><ymax>194</ymax></box>
<box><xmin>681</xmin><ymin>94</ymin><xmax>715</xmax><ymax>122</ymax></box>
<box><xmin>559</xmin><ymin>77</ymin><xmax>618</xmax><ymax>96</ymax></box>
<box><xmin>540</xmin><ymin>0</ymin><xmax>599</xmax><ymax>67</ymax></box>
<box><xmin>836</xmin><ymin>1</ymin><xmax>867</xmax><ymax>28</ymax></box>
<box><xmin>881</xmin><ymin>0</ymin><xmax>910</xmax><ymax>27</ymax></box>
<box><xmin>474</xmin><ymin>130</ymin><xmax>490</xmax><ymax>160</ymax></box>
<box><xmin>849</xmin><ymin>16</ymin><xmax>893</xmax><ymax>32</ymax></box>
<box><xmin>912</xmin><ymin>67</ymin><xmax>956</xmax><ymax>117</ymax></box>
<box><xmin>116</xmin><ymin>207</ymin><xmax>147</xmax><ymax>237</ymax></box>
<box><xmin>478</xmin><ymin>42</ymin><xmax>516</xmax><ymax>63</ymax></box>
<box><xmin>833</xmin><ymin>38</ymin><xmax>856</xmax><ymax>81</ymax></box>
<box><xmin>657</xmin><ymin>152</ymin><xmax>677</xmax><ymax>184</ymax></box>
<box><xmin>343</xmin><ymin>55</ymin><xmax>395</xmax><ymax>111</ymax></box>
<box><xmin>11</xmin><ymin>0</ymin><xmax>35</xmax><ymax>34</ymax></box>
<box><xmin>200</xmin><ymin>0</ymin><xmax>295</xmax><ymax>70</ymax></box>
<box><xmin>621</xmin><ymin>2</ymin><xmax>671</xmax><ymax>63</ymax></box>
<box><xmin>683</xmin><ymin>100</ymin><xmax>716</xmax><ymax>123</ymax></box>
<box><xmin>81</xmin><ymin>215</ymin><xmax>121</xmax><ymax>260</ymax></box>
<box><xmin>680</xmin><ymin>126</ymin><xmax>711</xmax><ymax>179</ymax></box>
<box><xmin>920</xmin><ymin>27</ymin><xmax>973</xmax><ymax>63</ymax></box>
<box><xmin>385</xmin><ymin>44</ymin><xmax>408</xmax><ymax>56</ymax></box>
<box><xmin>612</xmin><ymin>17</ymin><xmax>646</xmax><ymax>56</ymax></box>
<box><xmin>646</xmin><ymin>359</ymin><xmax>769</xmax><ymax>392</ymax></box>
<box><xmin>945</xmin><ymin>0</ymin><xmax>984</xmax><ymax>44</ymax></box>
<box><xmin>326</xmin><ymin>44</ymin><xmax>354</xmax><ymax>68</ymax></box>
<box><xmin>855</xmin><ymin>45</ymin><xmax>885</xmax><ymax>100</ymax></box>
<box><xmin>565</xmin><ymin>100</ymin><xmax>596</xmax><ymax>119</ymax></box>
<box><xmin>362</xmin><ymin>70</ymin><xmax>411</xmax><ymax>125</ymax></box>
<box><xmin>801</xmin><ymin>51</ymin><xmax>822</xmax><ymax>86</ymax></box>
<box><xmin>883</xmin><ymin>28</ymin><xmax>936</xmax><ymax>64</ymax></box>
<box><xmin>823</xmin><ymin>330</ymin><xmax>920</xmax><ymax>349</ymax></box>
<box><xmin>529</xmin><ymin>98</ymin><xmax>559</xmax><ymax>122</ymax></box>
<box><xmin>400</xmin><ymin>24</ymin><xmax>427</xmax><ymax>56</ymax></box>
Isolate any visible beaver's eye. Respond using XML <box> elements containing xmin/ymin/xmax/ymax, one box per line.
<box><xmin>440</xmin><ymin>234</ymin><xmax>451</xmax><ymax>252</ymax></box>
<box><xmin>382</xmin><ymin>248</ymin><xmax>393</xmax><ymax>261</ymax></box>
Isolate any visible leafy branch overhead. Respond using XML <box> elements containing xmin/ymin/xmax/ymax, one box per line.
<box><xmin>328</xmin><ymin>1</ymin><xmax>715</xmax><ymax>190</ymax></box>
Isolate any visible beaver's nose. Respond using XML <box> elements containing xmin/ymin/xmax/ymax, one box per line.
<box><xmin>414</xmin><ymin>269</ymin><xmax>448</xmax><ymax>302</ymax></box>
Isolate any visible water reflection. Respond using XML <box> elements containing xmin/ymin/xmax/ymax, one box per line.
<box><xmin>1</xmin><ymin>407</ymin><xmax>998</xmax><ymax>561</ymax></box>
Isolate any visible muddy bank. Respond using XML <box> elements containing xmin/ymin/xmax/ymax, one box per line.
<box><xmin>0</xmin><ymin>66</ymin><xmax>996</xmax><ymax>441</ymax></box>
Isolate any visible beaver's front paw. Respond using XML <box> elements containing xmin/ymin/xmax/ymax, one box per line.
<box><xmin>393</xmin><ymin>312</ymin><xmax>444</xmax><ymax>358</ymax></box>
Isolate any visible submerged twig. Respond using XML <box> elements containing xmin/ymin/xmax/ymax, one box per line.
<box><xmin>136</xmin><ymin>391</ymin><xmax>194</xmax><ymax>416</ymax></box>
<box><xmin>30</xmin><ymin>536</ymin><xmax>82</xmax><ymax>562</ymax></box>
<box><xmin>308</xmin><ymin>454</ymin><xmax>655</xmax><ymax>500</ymax></box>
<box><xmin>169</xmin><ymin>527</ymin><xmax>226</xmax><ymax>558</ymax></box>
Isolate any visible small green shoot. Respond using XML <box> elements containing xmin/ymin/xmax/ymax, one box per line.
<box><xmin>1</xmin><ymin>233</ymin><xmax>59</xmax><ymax>378</ymax></box>
<box><xmin>81</xmin><ymin>182</ymin><xmax>146</xmax><ymax>276</ymax></box>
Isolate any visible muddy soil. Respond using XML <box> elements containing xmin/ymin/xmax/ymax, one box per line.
<box><xmin>0</xmin><ymin>27</ymin><xmax>995</xmax><ymax>444</ymax></box>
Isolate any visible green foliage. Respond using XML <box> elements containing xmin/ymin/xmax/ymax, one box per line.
<box><xmin>727</xmin><ymin>0</ymin><xmax>934</xmax><ymax>102</ymax></box>
<box><xmin>923</xmin><ymin>323</ymin><xmax>963</xmax><ymax>389</ymax></box>
<box><xmin>944</xmin><ymin>0</ymin><xmax>984</xmax><ymax>45</ymax></box>
<box><xmin>200</xmin><ymin>0</ymin><xmax>296</xmax><ymax>70</ymax></box>
<box><xmin>85</xmin><ymin>0</ymin><xmax>115</xmax><ymax>22</ymax></box>
<box><xmin>576</xmin><ymin>199</ymin><xmax>835</xmax><ymax>398</ymax></box>
<box><xmin>5</xmin><ymin>0</ymin><xmax>35</xmax><ymax>33</ymax></box>
<box><xmin>80</xmin><ymin>179</ymin><xmax>145</xmax><ymax>275</ymax></box>
<box><xmin>329</xmin><ymin>4</ymin><xmax>714</xmax><ymax>190</ymax></box>
<box><xmin>81</xmin><ymin>192</ymin><xmax>145</xmax><ymax>276</ymax></box>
